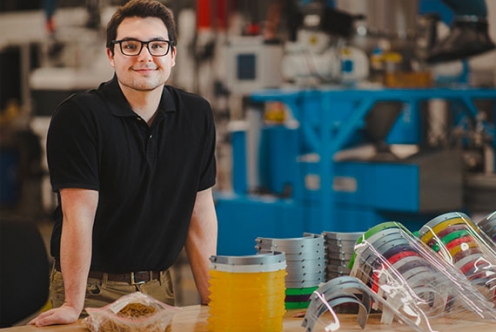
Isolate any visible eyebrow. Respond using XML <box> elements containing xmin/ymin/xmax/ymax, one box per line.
<box><xmin>118</xmin><ymin>37</ymin><xmax>169</xmax><ymax>42</ymax></box>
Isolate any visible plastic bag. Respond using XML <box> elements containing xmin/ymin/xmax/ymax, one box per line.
<box><xmin>84</xmin><ymin>292</ymin><xmax>179</xmax><ymax>332</ymax></box>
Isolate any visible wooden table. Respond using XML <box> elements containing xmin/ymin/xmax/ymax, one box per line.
<box><xmin>3</xmin><ymin>305</ymin><xmax>496</xmax><ymax>331</ymax></box>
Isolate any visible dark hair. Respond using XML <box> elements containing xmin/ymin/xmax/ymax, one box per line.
<box><xmin>106</xmin><ymin>0</ymin><xmax>177</xmax><ymax>53</ymax></box>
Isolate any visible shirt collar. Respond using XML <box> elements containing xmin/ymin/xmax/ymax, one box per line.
<box><xmin>99</xmin><ymin>74</ymin><xmax>177</xmax><ymax>118</ymax></box>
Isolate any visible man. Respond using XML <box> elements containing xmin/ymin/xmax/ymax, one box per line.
<box><xmin>30</xmin><ymin>0</ymin><xmax>218</xmax><ymax>326</ymax></box>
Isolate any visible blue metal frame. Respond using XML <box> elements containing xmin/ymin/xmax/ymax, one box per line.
<box><xmin>251</xmin><ymin>87</ymin><xmax>496</xmax><ymax>231</ymax></box>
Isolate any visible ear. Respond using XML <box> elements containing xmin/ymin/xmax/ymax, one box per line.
<box><xmin>106</xmin><ymin>48</ymin><xmax>115</xmax><ymax>67</ymax></box>
<box><xmin>170</xmin><ymin>47</ymin><xmax>177</xmax><ymax>67</ymax></box>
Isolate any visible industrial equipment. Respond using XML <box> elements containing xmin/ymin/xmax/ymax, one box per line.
<box><xmin>215</xmin><ymin>0</ymin><xmax>496</xmax><ymax>256</ymax></box>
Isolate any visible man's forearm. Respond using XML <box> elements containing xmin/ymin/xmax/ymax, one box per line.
<box><xmin>60</xmin><ymin>221</ymin><xmax>93</xmax><ymax>313</ymax></box>
<box><xmin>186</xmin><ymin>188</ymin><xmax>218</xmax><ymax>304</ymax></box>
<box><xmin>186</xmin><ymin>241</ymin><xmax>213</xmax><ymax>304</ymax></box>
<box><xmin>59</xmin><ymin>188</ymin><xmax>98</xmax><ymax>313</ymax></box>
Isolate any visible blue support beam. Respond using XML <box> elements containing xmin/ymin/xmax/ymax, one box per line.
<box><xmin>251</xmin><ymin>87</ymin><xmax>496</xmax><ymax>230</ymax></box>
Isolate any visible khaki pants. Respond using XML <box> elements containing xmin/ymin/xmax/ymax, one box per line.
<box><xmin>49</xmin><ymin>264</ymin><xmax>175</xmax><ymax>316</ymax></box>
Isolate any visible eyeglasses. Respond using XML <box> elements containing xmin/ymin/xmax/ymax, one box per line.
<box><xmin>112</xmin><ymin>39</ymin><xmax>173</xmax><ymax>57</ymax></box>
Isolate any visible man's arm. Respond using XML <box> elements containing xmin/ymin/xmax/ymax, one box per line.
<box><xmin>185</xmin><ymin>187</ymin><xmax>218</xmax><ymax>305</ymax></box>
<box><xmin>29</xmin><ymin>188</ymin><xmax>98</xmax><ymax>326</ymax></box>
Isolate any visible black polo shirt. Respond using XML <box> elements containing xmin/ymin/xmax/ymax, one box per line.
<box><xmin>47</xmin><ymin>76</ymin><xmax>216</xmax><ymax>273</ymax></box>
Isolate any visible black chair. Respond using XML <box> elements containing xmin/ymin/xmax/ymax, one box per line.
<box><xmin>0</xmin><ymin>219</ymin><xmax>50</xmax><ymax>327</ymax></box>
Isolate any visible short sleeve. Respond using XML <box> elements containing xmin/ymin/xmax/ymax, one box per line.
<box><xmin>47</xmin><ymin>96</ymin><xmax>100</xmax><ymax>192</ymax></box>
<box><xmin>197</xmin><ymin>101</ymin><xmax>217</xmax><ymax>191</ymax></box>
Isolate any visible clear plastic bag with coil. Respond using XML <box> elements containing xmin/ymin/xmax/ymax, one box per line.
<box><xmin>83</xmin><ymin>292</ymin><xmax>179</xmax><ymax>332</ymax></box>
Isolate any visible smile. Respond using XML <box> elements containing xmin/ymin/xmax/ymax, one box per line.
<box><xmin>133</xmin><ymin>68</ymin><xmax>157</xmax><ymax>73</ymax></box>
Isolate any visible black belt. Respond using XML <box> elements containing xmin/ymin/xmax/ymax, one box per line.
<box><xmin>54</xmin><ymin>260</ymin><xmax>161</xmax><ymax>285</ymax></box>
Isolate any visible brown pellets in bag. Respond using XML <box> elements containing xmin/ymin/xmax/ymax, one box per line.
<box><xmin>84</xmin><ymin>292</ymin><xmax>179</xmax><ymax>332</ymax></box>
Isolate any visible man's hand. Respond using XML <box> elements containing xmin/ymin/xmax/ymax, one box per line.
<box><xmin>28</xmin><ymin>303</ymin><xmax>81</xmax><ymax>327</ymax></box>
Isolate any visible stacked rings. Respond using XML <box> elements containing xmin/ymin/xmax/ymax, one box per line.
<box><xmin>322</xmin><ymin>231</ymin><xmax>363</xmax><ymax>280</ymax></box>
<box><xmin>419</xmin><ymin>212</ymin><xmax>496</xmax><ymax>303</ymax></box>
<box><xmin>207</xmin><ymin>252</ymin><xmax>287</xmax><ymax>332</ymax></box>
<box><xmin>475</xmin><ymin>211</ymin><xmax>496</xmax><ymax>243</ymax></box>
<box><xmin>350</xmin><ymin>222</ymin><xmax>448</xmax><ymax>320</ymax></box>
<box><xmin>255</xmin><ymin>233</ymin><xmax>325</xmax><ymax>309</ymax></box>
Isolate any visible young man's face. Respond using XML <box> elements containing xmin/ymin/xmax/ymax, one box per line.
<box><xmin>107</xmin><ymin>16</ymin><xmax>176</xmax><ymax>92</ymax></box>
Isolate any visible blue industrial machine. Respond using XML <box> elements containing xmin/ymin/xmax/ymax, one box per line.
<box><xmin>215</xmin><ymin>0</ymin><xmax>496</xmax><ymax>256</ymax></box>
<box><xmin>216</xmin><ymin>88</ymin><xmax>496</xmax><ymax>255</ymax></box>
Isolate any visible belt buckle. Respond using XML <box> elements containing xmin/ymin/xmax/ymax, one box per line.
<box><xmin>130</xmin><ymin>272</ymin><xmax>146</xmax><ymax>285</ymax></box>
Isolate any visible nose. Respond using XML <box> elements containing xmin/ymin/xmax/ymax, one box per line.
<box><xmin>137</xmin><ymin>43</ymin><xmax>153</xmax><ymax>61</ymax></box>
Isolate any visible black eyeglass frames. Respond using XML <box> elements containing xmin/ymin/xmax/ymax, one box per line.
<box><xmin>112</xmin><ymin>39</ymin><xmax>173</xmax><ymax>57</ymax></box>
